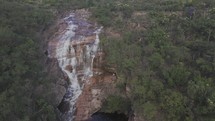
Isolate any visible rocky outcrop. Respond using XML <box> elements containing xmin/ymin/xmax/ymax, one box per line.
<box><xmin>46</xmin><ymin>58</ymin><xmax>68</xmax><ymax>106</ymax></box>
<box><xmin>46</xmin><ymin>9</ymin><xmax>119</xmax><ymax>121</ymax></box>
<box><xmin>34</xmin><ymin>57</ymin><xmax>68</xmax><ymax>107</ymax></box>
<box><xmin>75</xmin><ymin>72</ymin><xmax>117</xmax><ymax>121</ymax></box>
<box><xmin>34</xmin><ymin>12</ymin><xmax>70</xmax><ymax>109</ymax></box>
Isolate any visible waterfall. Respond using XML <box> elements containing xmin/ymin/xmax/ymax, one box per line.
<box><xmin>50</xmin><ymin>13</ymin><xmax>102</xmax><ymax>121</ymax></box>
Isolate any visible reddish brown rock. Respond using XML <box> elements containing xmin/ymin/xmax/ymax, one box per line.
<box><xmin>75</xmin><ymin>73</ymin><xmax>117</xmax><ymax>121</ymax></box>
<box><xmin>46</xmin><ymin>9</ymin><xmax>120</xmax><ymax>121</ymax></box>
<box><xmin>65</xmin><ymin>65</ymin><xmax>73</xmax><ymax>72</ymax></box>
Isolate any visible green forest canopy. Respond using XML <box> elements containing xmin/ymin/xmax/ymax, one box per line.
<box><xmin>0</xmin><ymin>0</ymin><xmax>215</xmax><ymax>121</ymax></box>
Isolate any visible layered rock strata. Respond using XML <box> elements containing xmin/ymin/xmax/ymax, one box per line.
<box><xmin>48</xmin><ymin>10</ymin><xmax>117</xmax><ymax>121</ymax></box>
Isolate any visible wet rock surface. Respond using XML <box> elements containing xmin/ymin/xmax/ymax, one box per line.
<box><xmin>47</xmin><ymin>9</ymin><xmax>118</xmax><ymax>121</ymax></box>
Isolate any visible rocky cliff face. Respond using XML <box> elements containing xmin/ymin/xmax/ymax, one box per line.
<box><xmin>47</xmin><ymin>9</ymin><xmax>117</xmax><ymax>121</ymax></box>
<box><xmin>75</xmin><ymin>72</ymin><xmax>117</xmax><ymax>121</ymax></box>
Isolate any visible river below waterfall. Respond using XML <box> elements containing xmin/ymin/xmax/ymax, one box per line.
<box><xmin>48</xmin><ymin>11</ymin><xmax>102</xmax><ymax>121</ymax></box>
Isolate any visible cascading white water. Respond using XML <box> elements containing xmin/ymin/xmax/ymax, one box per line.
<box><xmin>52</xmin><ymin>13</ymin><xmax>102</xmax><ymax>121</ymax></box>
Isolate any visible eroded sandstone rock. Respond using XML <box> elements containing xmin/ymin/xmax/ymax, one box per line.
<box><xmin>46</xmin><ymin>9</ymin><xmax>119</xmax><ymax>121</ymax></box>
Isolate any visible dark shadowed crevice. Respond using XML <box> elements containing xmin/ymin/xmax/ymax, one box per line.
<box><xmin>57</xmin><ymin>100</ymin><xmax>70</xmax><ymax>113</ymax></box>
<box><xmin>87</xmin><ymin>112</ymin><xmax>128</xmax><ymax>121</ymax></box>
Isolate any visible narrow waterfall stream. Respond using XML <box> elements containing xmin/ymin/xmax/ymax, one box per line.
<box><xmin>48</xmin><ymin>12</ymin><xmax>102</xmax><ymax>121</ymax></box>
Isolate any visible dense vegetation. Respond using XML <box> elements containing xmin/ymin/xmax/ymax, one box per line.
<box><xmin>0</xmin><ymin>0</ymin><xmax>214</xmax><ymax>121</ymax></box>
<box><xmin>96</xmin><ymin>0</ymin><xmax>215</xmax><ymax>121</ymax></box>
<box><xmin>0</xmin><ymin>0</ymin><xmax>56</xmax><ymax>121</ymax></box>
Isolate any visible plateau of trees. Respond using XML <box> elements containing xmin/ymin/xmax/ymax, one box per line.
<box><xmin>0</xmin><ymin>0</ymin><xmax>56</xmax><ymax>121</ymax></box>
<box><xmin>0</xmin><ymin>0</ymin><xmax>215</xmax><ymax>121</ymax></box>
<box><xmin>97</xmin><ymin>0</ymin><xmax>215</xmax><ymax>121</ymax></box>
